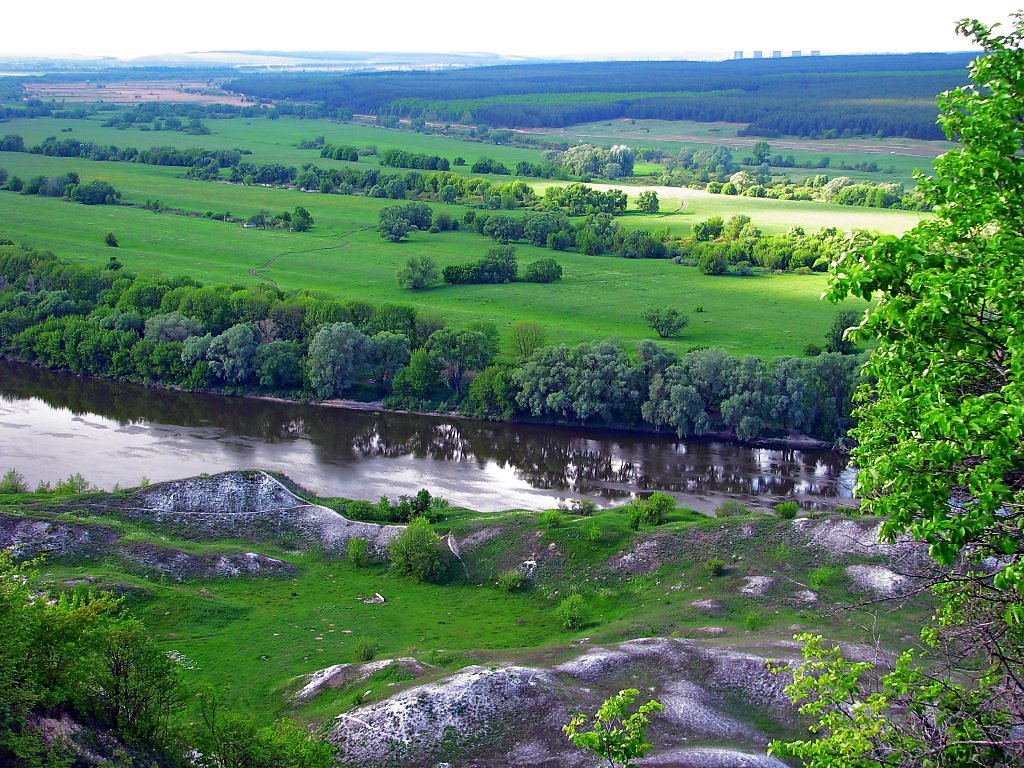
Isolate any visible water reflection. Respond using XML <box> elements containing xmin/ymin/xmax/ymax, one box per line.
<box><xmin>0</xmin><ymin>360</ymin><xmax>853</xmax><ymax>512</ymax></box>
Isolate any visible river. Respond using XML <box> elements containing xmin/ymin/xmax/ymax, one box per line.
<box><xmin>0</xmin><ymin>360</ymin><xmax>854</xmax><ymax>512</ymax></box>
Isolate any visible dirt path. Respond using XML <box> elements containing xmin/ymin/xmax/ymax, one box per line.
<box><xmin>247</xmin><ymin>225</ymin><xmax>375</xmax><ymax>289</ymax></box>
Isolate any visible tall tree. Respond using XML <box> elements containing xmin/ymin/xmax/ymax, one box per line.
<box><xmin>771</xmin><ymin>15</ymin><xmax>1024</xmax><ymax>767</ymax></box>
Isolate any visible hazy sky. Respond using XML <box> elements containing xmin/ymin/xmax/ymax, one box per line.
<box><xmin>3</xmin><ymin>1</ymin><xmax>1017</xmax><ymax>60</ymax></box>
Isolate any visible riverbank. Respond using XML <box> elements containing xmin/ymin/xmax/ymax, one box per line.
<box><xmin>4</xmin><ymin>356</ymin><xmax>841</xmax><ymax>453</ymax></box>
<box><xmin>0</xmin><ymin>358</ymin><xmax>854</xmax><ymax>513</ymax></box>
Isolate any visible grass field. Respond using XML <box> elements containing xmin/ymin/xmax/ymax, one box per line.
<box><xmin>0</xmin><ymin>113</ymin><xmax>930</xmax><ymax>357</ymax></box>
<box><xmin>521</xmin><ymin>119</ymin><xmax>949</xmax><ymax>187</ymax></box>
<box><xmin>12</xmin><ymin>484</ymin><xmax>931</xmax><ymax>723</ymax></box>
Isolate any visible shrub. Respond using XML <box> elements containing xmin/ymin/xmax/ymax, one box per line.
<box><xmin>715</xmin><ymin>500</ymin><xmax>749</xmax><ymax>518</ymax></box>
<box><xmin>523</xmin><ymin>258</ymin><xmax>563</xmax><ymax>283</ymax></box>
<box><xmin>53</xmin><ymin>473</ymin><xmax>93</xmax><ymax>495</ymax></box>
<box><xmin>560</xmin><ymin>498</ymin><xmax>597</xmax><ymax>516</ymax></box>
<box><xmin>0</xmin><ymin>468</ymin><xmax>28</xmax><ymax>494</ymax></box>
<box><xmin>802</xmin><ymin>343</ymin><xmax>822</xmax><ymax>356</ymax></box>
<box><xmin>557</xmin><ymin>593</ymin><xmax>587</xmax><ymax>631</ymax></box>
<box><xmin>743</xmin><ymin>611</ymin><xmax>768</xmax><ymax>631</ymax></box>
<box><xmin>352</xmin><ymin>637</ymin><xmax>379</xmax><ymax>663</ymax></box>
<box><xmin>345</xmin><ymin>499</ymin><xmax>377</xmax><ymax>521</ymax></box>
<box><xmin>774</xmin><ymin>501</ymin><xmax>800</xmax><ymax>519</ymax></box>
<box><xmin>347</xmin><ymin>536</ymin><xmax>369</xmax><ymax>567</ymax></box>
<box><xmin>642</xmin><ymin>307</ymin><xmax>688</xmax><ymax>338</ymax></box>
<box><xmin>541</xmin><ymin>509</ymin><xmax>563</xmax><ymax>529</ymax></box>
<box><xmin>388</xmin><ymin>517</ymin><xmax>446</xmax><ymax>583</ymax></box>
<box><xmin>584</xmin><ymin>522</ymin><xmax>602</xmax><ymax>542</ymax></box>
<box><xmin>808</xmin><ymin>566</ymin><xmax>845</xmax><ymax>591</ymax></box>
<box><xmin>497</xmin><ymin>570</ymin><xmax>526</xmax><ymax>592</ymax></box>
<box><xmin>706</xmin><ymin>558</ymin><xmax>727</xmax><ymax>577</ymax></box>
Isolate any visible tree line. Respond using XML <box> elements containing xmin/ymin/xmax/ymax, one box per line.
<box><xmin>0</xmin><ymin>245</ymin><xmax>861</xmax><ymax>443</ymax></box>
<box><xmin>226</xmin><ymin>54</ymin><xmax>973</xmax><ymax>140</ymax></box>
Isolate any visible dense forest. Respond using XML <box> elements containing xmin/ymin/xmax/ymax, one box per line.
<box><xmin>226</xmin><ymin>54</ymin><xmax>974</xmax><ymax>139</ymax></box>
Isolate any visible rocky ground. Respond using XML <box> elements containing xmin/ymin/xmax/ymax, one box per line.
<box><xmin>317</xmin><ymin>637</ymin><xmax>806</xmax><ymax>768</ymax></box>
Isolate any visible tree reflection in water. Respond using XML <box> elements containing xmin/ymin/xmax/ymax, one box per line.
<box><xmin>1</xmin><ymin>361</ymin><xmax>851</xmax><ymax>511</ymax></box>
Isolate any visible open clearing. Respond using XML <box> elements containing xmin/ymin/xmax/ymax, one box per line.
<box><xmin>22</xmin><ymin>81</ymin><xmax>250</xmax><ymax>105</ymax></box>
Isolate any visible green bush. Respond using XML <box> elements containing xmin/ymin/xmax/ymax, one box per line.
<box><xmin>497</xmin><ymin>570</ymin><xmax>526</xmax><ymax>592</ymax></box>
<box><xmin>388</xmin><ymin>517</ymin><xmax>446</xmax><ymax>583</ymax></box>
<box><xmin>541</xmin><ymin>509</ymin><xmax>563</xmax><ymax>529</ymax></box>
<box><xmin>743</xmin><ymin>612</ymin><xmax>768</xmax><ymax>631</ymax></box>
<box><xmin>627</xmin><ymin>492</ymin><xmax>674</xmax><ymax>529</ymax></box>
<box><xmin>0</xmin><ymin>468</ymin><xmax>28</xmax><ymax>494</ymax></box>
<box><xmin>584</xmin><ymin>521</ymin><xmax>602</xmax><ymax>542</ymax></box>
<box><xmin>706</xmin><ymin>558</ymin><xmax>727</xmax><ymax>577</ymax></box>
<box><xmin>808</xmin><ymin>566</ymin><xmax>845</xmax><ymax>591</ymax></box>
<box><xmin>715</xmin><ymin>500</ymin><xmax>750</xmax><ymax>518</ymax></box>
<box><xmin>352</xmin><ymin>637</ymin><xmax>379</xmax><ymax>663</ymax></box>
<box><xmin>347</xmin><ymin>536</ymin><xmax>369</xmax><ymax>567</ymax></box>
<box><xmin>345</xmin><ymin>499</ymin><xmax>377</xmax><ymax>521</ymax></box>
<box><xmin>557</xmin><ymin>593</ymin><xmax>587</xmax><ymax>631</ymax></box>
<box><xmin>774</xmin><ymin>501</ymin><xmax>800</xmax><ymax>519</ymax></box>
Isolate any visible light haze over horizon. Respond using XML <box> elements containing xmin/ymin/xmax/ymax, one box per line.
<box><xmin>3</xmin><ymin>1</ymin><xmax>1018</xmax><ymax>61</ymax></box>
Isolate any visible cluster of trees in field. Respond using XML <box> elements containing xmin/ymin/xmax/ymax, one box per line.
<box><xmin>0</xmin><ymin>246</ymin><xmax>860</xmax><ymax>442</ymax></box>
<box><xmin>676</xmin><ymin>215</ymin><xmax>850</xmax><ymax>274</ymax></box>
<box><xmin>227</xmin><ymin>54</ymin><xmax>971</xmax><ymax>139</ymax></box>
<box><xmin>0</xmin><ymin>167</ymin><xmax>121</xmax><ymax>205</ymax></box>
<box><xmin>0</xmin><ymin>550</ymin><xmax>336</xmax><ymax>768</ymax></box>
<box><xmin>1</xmin><ymin>132</ymin><xmax>248</xmax><ymax>173</ymax></box>
<box><xmin>380</xmin><ymin>148</ymin><xmax>450</xmax><ymax>171</ymax></box>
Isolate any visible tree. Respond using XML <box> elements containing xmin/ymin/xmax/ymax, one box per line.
<box><xmin>388</xmin><ymin>516</ymin><xmax>446</xmax><ymax>583</ymax></box>
<box><xmin>368</xmin><ymin>331</ymin><xmax>410</xmax><ymax>386</ymax></box>
<box><xmin>523</xmin><ymin>258</ymin><xmax>563</xmax><ymax>283</ymax></box>
<box><xmin>636</xmin><ymin>190</ymin><xmax>659</xmax><ymax>214</ymax></box>
<box><xmin>425</xmin><ymin>327</ymin><xmax>494</xmax><ymax>393</ymax></box>
<box><xmin>397</xmin><ymin>256</ymin><xmax>440</xmax><ymax>290</ymax></box>
<box><xmin>290</xmin><ymin>206</ymin><xmax>313</xmax><ymax>232</ymax></box>
<box><xmin>206</xmin><ymin>323</ymin><xmax>259</xmax><ymax>384</ymax></box>
<box><xmin>771</xmin><ymin>15</ymin><xmax>1024</xmax><ymax>767</ymax></box>
<box><xmin>642</xmin><ymin>307</ymin><xmax>688</xmax><ymax>338</ymax></box>
<box><xmin>509</xmin><ymin>321</ymin><xmax>546</xmax><ymax>358</ymax></box>
<box><xmin>378</xmin><ymin>206</ymin><xmax>411</xmax><ymax>242</ymax></box>
<box><xmin>563</xmin><ymin>688</ymin><xmax>664</xmax><ymax>768</ymax></box>
<box><xmin>823</xmin><ymin>310</ymin><xmax>861</xmax><ymax>354</ymax></box>
<box><xmin>306</xmin><ymin>322</ymin><xmax>372</xmax><ymax>398</ymax></box>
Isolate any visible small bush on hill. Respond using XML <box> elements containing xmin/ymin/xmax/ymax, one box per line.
<box><xmin>774</xmin><ymin>501</ymin><xmax>800</xmax><ymax>519</ymax></box>
<box><xmin>557</xmin><ymin>593</ymin><xmax>587</xmax><ymax>631</ymax></box>
<box><xmin>706</xmin><ymin>558</ymin><xmax>727</xmax><ymax>577</ymax></box>
<box><xmin>389</xmin><ymin>517</ymin><xmax>446</xmax><ymax>583</ymax></box>
<box><xmin>715</xmin><ymin>500</ymin><xmax>750</xmax><ymax>518</ymax></box>
<box><xmin>353</xmin><ymin>637</ymin><xmax>379</xmax><ymax>662</ymax></box>
<box><xmin>541</xmin><ymin>509</ymin><xmax>563</xmax><ymax>529</ymax></box>
<box><xmin>347</xmin><ymin>536</ymin><xmax>369</xmax><ymax>567</ymax></box>
<box><xmin>497</xmin><ymin>570</ymin><xmax>526</xmax><ymax>592</ymax></box>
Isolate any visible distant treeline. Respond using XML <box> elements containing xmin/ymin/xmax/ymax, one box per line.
<box><xmin>0</xmin><ymin>246</ymin><xmax>861</xmax><ymax>442</ymax></box>
<box><xmin>226</xmin><ymin>54</ymin><xmax>973</xmax><ymax>139</ymax></box>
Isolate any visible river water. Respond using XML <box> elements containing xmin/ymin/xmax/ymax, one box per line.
<box><xmin>0</xmin><ymin>361</ymin><xmax>854</xmax><ymax>512</ymax></box>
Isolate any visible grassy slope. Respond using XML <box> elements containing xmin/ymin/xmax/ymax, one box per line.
<box><xmin>0</xmin><ymin>114</ymin><xmax>927</xmax><ymax>356</ymax></box>
<box><xmin>9</xmin><ymin>487</ymin><xmax>930</xmax><ymax>724</ymax></box>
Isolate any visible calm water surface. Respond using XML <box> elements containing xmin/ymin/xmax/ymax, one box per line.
<box><xmin>0</xmin><ymin>361</ymin><xmax>854</xmax><ymax>512</ymax></box>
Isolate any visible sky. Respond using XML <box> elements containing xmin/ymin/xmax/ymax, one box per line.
<box><xmin>2</xmin><ymin>1</ymin><xmax>1017</xmax><ymax>60</ymax></box>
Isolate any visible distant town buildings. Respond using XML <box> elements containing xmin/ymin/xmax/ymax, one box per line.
<box><xmin>732</xmin><ymin>49</ymin><xmax>810</xmax><ymax>60</ymax></box>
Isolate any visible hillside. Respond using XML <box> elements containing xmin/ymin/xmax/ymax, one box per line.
<box><xmin>1</xmin><ymin>471</ymin><xmax>936</xmax><ymax>766</ymax></box>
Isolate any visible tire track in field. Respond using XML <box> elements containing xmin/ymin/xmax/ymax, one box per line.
<box><xmin>247</xmin><ymin>226</ymin><xmax>376</xmax><ymax>290</ymax></box>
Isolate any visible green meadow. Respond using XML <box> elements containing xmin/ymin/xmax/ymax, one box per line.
<box><xmin>14</xmin><ymin>487</ymin><xmax>930</xmax><ymax>723</ymax></box>
<box><xmin>0</xmin><ymin>113</ymin><xmax>930</xmax><ymax>357</ymax></box>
